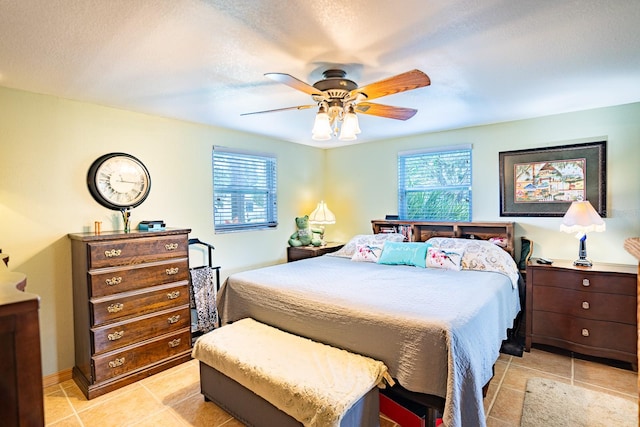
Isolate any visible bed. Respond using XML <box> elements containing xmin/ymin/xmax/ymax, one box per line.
<box><xmin>216</xmin><ymin>221</ymin><xmax>521</xmax><ymax>427</ymax></box>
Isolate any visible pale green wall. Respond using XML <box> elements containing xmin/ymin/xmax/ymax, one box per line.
<box><xmin>0</xmin><ymin>87</ymin><xmax>324</xmax><ymax>376</ymax></box>
<box><xmin>1</xmin><ymin>85</ymin><xmax>639</xmax><ymax>378</ymax></box>
<box><xmin>325</xmin><ymin>103</ymin><xmax>640</xmax><ymax>265</ymax></box>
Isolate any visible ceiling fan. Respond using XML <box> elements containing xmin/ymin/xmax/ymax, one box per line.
<box><xmin>242</xmin><ymin>68</ymin><xmax>431</xmax><ymax>141</ymax></box>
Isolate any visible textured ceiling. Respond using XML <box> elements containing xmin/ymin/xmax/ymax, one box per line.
<box><xmin>1</xmin><ymin>1</ymin><xmax>639</xmax><ymax>148</ymax></box>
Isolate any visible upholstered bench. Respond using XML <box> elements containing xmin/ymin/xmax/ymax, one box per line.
<box><xmin>192</xmin><ymin>318</ymin><xmax>392</xmax><ymax>427</ymax></box>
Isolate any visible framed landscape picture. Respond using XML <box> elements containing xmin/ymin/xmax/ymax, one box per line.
<box><xmin>499</xmin><ymin>141</ymin><xmax>606</xmax><ymax>217</ymax></box>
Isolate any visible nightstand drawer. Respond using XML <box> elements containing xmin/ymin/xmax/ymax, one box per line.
<box><xmin>532</xmin><ymin>286</ymin><xmax>636</xmax><ymax>324</ymax></box>
<box><xmin>531</xmin><ymin>311</ymin><xmax>636</xmax><ymax>355</ymax></box>
<box><xmin>531</xmin><ymin>268</ymin><xmax>635</xmax><ymax>295</ymax></box>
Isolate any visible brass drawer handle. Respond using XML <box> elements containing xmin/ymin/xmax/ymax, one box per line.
<box><xmin>168</xmin><ymin>315</ymin><xmax>181</xmax><ymax>324</ymax></box>
<box><xmin>108</xmin><ymin>357</ymin><xmax>125</xmax><ymax>368</ymax></box>
<box><xmin>105</xmin><ymin>276</ymin><xmax>122</xmax><ymax>286</ymax></box>
<box><xmin>107</xmin><ymin>303</ymin><xmax>124</xmax><ymax>313</ymax></box>
<box><xmin>104</xmin><ymin>249</ymin><xmax>122</xmax><ymax>258</ymax></box>
<box><xmin>165</xmin><ymin>243</ymin><xmax>179</xmax><ymax>251</ymax></box>
<box><xmin>582</xmin><ymin>278</ymin><xmax>590</xmax><ymax>287</ymax></box>
<box><xmin>168</xmin><ymin>338</ymin><xmax>181</xmax><ymax>348</ymax></box>
<box><xmin>582</xmin><ymin>301</ymin><xmax>590</xmax><ymax>310</ymax></box>
<box><xmin>581</xmin><ymin>328</ymin><xmax>590</xmax><ymax>337</ymax></box>
<box><xmin>166</xmin><ymin>267</ymin><xmax>179</xmax><ymax>275</ymax></box>
<box><xmin>108</xmin><ymin>331</ymin><xmax>124</xmax><ymax>341</ymax></box>
<box><xmin>167</xmin><ymin>291</ymin><xmax>181</xmax><ymax>300</ymax></box>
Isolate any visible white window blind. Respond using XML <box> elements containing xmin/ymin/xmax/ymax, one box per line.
<box><xmin>213</xmin><ymin>147</ymin><xmax>277</xmax><ymax>233</ymax></box>
<box><xmin>398</xmin><ymin>146</ymin><xmax>472</xmax><ymax>221</ymax></box>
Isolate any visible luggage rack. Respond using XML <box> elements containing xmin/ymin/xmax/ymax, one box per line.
<box><xmin>188</xmin><ymin>238</ymin><xmax>221</xmax><ymax>342</ymax></box>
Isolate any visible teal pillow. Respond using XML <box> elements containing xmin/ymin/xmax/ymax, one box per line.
<box><xmin>377</xmin><ymin>242</ymin><xmax>430</xmax><ymax>268</ymax></box>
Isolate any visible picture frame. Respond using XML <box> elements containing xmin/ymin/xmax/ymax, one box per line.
<box><xmin>499</xmin><ymin>141</ymin><xmax>606</xmax><ymax>217</ymax></box>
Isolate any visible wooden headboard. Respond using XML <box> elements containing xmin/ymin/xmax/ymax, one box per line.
<box><xmin>371</xmin><ymin>220</ymin><xmax>516</xmax><ymax>259</ymax></box>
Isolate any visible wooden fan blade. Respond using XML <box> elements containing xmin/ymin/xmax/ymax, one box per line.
<box><xmin>241</xmin><ymin>105</ymin><xmax>315</xmax><ymax>116</ymax></box>
<box><xmin>264</xmin><ymin>73</ymin><xmax>322</xmax><ymax>96</ymax></box>
<box><xmin>351</xmin><ymin>69</ymin><xmax>430</xmax><ymax>101</ymax></box>
<box><xmin>354</xmin><ymin>102</ymin><xmax>418</xmax><ymax>120</ymax></box>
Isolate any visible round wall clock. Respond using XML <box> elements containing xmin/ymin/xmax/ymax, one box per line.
<box><xmin>87</xmin><ymin>152</ymin><xmax>151</xmax><ymax>210</ymax></box>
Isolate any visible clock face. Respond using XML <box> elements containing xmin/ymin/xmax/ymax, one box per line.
<box><xmin>87</xmin><ymin>153</ymin><xmax>151</xmax><ymax>210</ymax></box>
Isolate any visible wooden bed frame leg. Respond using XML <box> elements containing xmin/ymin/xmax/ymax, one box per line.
<box><xmin>426</xmin><ymin>408</ymin><xmax>441</xmax><ymax>427</ymax></box>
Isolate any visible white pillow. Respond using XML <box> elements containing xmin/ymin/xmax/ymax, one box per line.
<box><xmin>426</xmin><ymin>237</ymin><xmax>519</xmax><ymax>288</ymax></box>
<box><xmin>329</xmin><ymin>233</ymin><xmax>405</xmax><ymax>258</ymax></box>
<box><xmin>425</xmin><ymin>247</ymin><xmax>463</xmax><ymax>271</ymax></box>
<box><xmin>351</xmin><ymin>243</ymin><xmax>385</xmax><ymax>262</ymax></box>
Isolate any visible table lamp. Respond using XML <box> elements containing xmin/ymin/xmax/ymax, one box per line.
<box><xmin>560</xmin><ymin>200</ymin><xmax>605</xmax><ymax>267</ymax></box>
<box><xmin>308</xmin><ymin>200</ymin><xmax>336</xmax><ymax>245</ymax></box>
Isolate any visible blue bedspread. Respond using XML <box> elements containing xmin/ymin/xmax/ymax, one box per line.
<box><xmin>218</xmin><ymin>255</ymin><xmax>520</xmax><ymax>427</ymax></box>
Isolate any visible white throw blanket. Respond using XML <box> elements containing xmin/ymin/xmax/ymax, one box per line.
<box><xmin>192</xmin><ymin>318</ymin><xmax>392</xmax><ymax>427</ymax></box>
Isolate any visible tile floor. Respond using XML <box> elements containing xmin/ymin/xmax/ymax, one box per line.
<box><xmin>44</xmin><ymin>346</ymin><xmax>637</xmax><ymax>427</ymax></box>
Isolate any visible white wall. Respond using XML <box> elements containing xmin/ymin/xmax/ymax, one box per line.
<box><xmin>0</xmin><ymin>87</ymin><xmax>325</xmax><ymax>376</ymax></box>
<box><xmin>325</xmin><ymin>103</ymin><xmax>640</xmax><ymax>265</ymax></box>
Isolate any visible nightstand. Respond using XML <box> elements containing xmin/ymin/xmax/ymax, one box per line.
<box><xmin>287</xmin><ymin>243</ymin><xmax>344</xmax><ymax>262</ymax></box>
<box><xmin>525</xmin><ymin>258</ymin><xmax>637</xmax><ymax>364</ymax></box>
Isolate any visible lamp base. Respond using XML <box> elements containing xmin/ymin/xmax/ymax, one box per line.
<box><xmin>573</xmin><ymin>258</ymin><xmax>593</xmax><ymax>267</ymax></box>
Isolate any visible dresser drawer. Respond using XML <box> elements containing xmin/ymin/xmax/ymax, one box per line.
<box><xmin>89</xmin><ymin>259</ymin><xmax>189</xmax><ymax>298</ymax></box>
<box><xmin>93</xmin><ymin>329</ymin><xmax>191</xmax><ymax>383</ymax></box>
<box><xmin>92</xmin><ymin>306</ymin><xmax>190</xmax><ymax>354</ymax></box>
<box><xmin>532</xmin><ymin>286</ymin><xmax>636</xmax><ymax>324</ymax></box>
<box><xmin>88</xmin><ymin>235</ymin><xmax>188</xmax><ymax>269</ymax></box>
<box><xmin>91</xmin><ymin>282</ymin><xmax>190</xmax><ymax>326</ymax></box>
<box><xmin>531</xmin><ymin>268</ymin><xmax>635</xmax><ymax>295</ymax></box>
<box><xmin>531</xmin><ymin>311</ymin><xmax>637</xmax><ymax>355</ymax></box>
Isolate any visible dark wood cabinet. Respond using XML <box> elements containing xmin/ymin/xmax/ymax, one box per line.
<box><xmin>69</xmin><ymin>228</ymin><xmax>193</xmax><ymax>399</ymax></box>
<box><xmin>0</xmin><ymin>264</ymin><xmax>44</xmax><ymax>427</ymax></box>
<box><xmin>287</xmin><ymin>243</ymin><xmax>344</xmax><ymax>262</ymax></box>
<box><xmin>526</xmin><ymin>259</ymin><xmax>637</xmax><ymax>364</ymax></box>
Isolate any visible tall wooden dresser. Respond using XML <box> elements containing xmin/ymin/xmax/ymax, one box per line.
<box><xmin>69</xmin><ymin>228</ymin><xmax>192</xmax><ymax>399</ymax></box>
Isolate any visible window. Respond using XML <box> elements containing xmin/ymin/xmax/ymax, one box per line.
<box><xmin>212</xmin><ymin>147</ymin><xmax>277</xmax><ymax>233</ymax></box>
<box><xmin>398</xmin><ymin>145</ymin><xmax>472</xmax><ymax>221</ymax></box>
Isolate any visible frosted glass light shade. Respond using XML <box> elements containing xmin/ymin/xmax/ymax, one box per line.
<box><xmin>339</xmin><ymin>112</ymin><xmax>360</xmax><ymax>141</ymax></box>
<box><xmin>312</xmin><ymin>112</ymin><xmax>332</xmax><ymax>141</ymax></box>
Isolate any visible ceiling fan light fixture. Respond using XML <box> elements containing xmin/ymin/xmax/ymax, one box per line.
<box><xmin>250</xmin><ymin>69</ymin><xmax>430</xmax><ymax>142</ymax></box>
<box><xmin>312</xmin><ymin>108</ymin><xmax>332</xmax><ymax>141</ymax></box>
<box><xmin>345</xmin><ymin>108</ymin><xmax>361</xmax><ymax>134</ymax></box>
<box><xmin>339</xmin><ymin>111</ymin><xmax>360</xmax><ymax>141</ymax></box>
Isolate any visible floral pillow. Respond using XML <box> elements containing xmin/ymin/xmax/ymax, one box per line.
<box><xmin>329</xmin><ymin>233</ymin><xmax>405</xmax><ymax>258</ymax></box>
<box><xmin>425</xmin><ymin>237</ymin><xmax>519</xmax><ymax>288</ymax></box>
<box><xmin>424</xmin><ymin>237</ymin><xmax>469</xmax><ymax>253</ymax></box>
<box><xmin>351</xmin><ymin>243</ymin><xmax>385</xmax><ymax>262</ymax></box>
<box><xmin>461</xmin><ymin>240</ymin><xmax>519</xmax><ymax>288</ymax></box>
<box><xmin>425</xmin><ymin>247</ymin><xmax>463</xmax><ymax>270</ymax></box>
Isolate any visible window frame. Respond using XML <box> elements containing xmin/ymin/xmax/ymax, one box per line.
<box><xmin>398</xmin><ymin>145</ymin><xmax>472</xmax><ymax>222</ymax></box>
<box><xmin>212</xmin><ymin>146</ymin><xmax>278</xmax><ymax>233</ymax></box>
